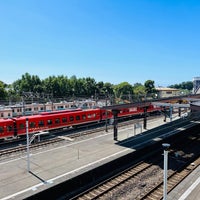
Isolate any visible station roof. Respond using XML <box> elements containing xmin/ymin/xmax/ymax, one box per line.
<box><xmin>152</xmin><ymin>102</ymin><xmax>190</xmax><ymax>108</ymax></box>
<box><xmin>183</xmin><ymin>98</ymin><xmax>200</xmax><ymax>102</ymax></box>
<box><xmin>101</xmin><ymin>94</ymin><xmax>200</xmax><ymax>110</ymax></box>
<box><xmin>190</xmin><ymin>101</ymin><xmax>200</xmax><ymax>111</ymax></box>
<box><xmin>101</xmin><ymin>101</ymin><xmax>151</xmax><ymax>110</ymax></box>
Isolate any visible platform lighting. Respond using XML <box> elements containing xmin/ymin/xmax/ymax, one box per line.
<box><xmin>169</xmin><ymin>106</ymin><xmax>173</xmax><ymax>122</ymax></box>
<box><xmin>162</xmin><ymin>143</ymin><xmax>170</xmax><ymax>200</ymax></box>
<box><xmin>26</xmin><ymin>118</ymin><xmax>30</xmax><ymax>172</ymax></box>
<box><xmin>105</xmin><ymin>91</ymin><xmax>108</xmax><ymax>132</ymax></box>
<box><xmin>105</xmin><ymin>102</ymin><xmax>108</xmax><ymax>132</ymax></box>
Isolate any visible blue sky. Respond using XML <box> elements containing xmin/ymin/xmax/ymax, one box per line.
<box><xmin>0</xmin><ymin>0</ymin><xmax>200</xmax><ymax>87</ymax></box>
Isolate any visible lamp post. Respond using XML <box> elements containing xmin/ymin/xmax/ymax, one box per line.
<box><xmin>169</xmin><ymin>105</ymin><xmax>173</xmax><ymax>122</ymax></box>
<box><xmin>105</xmin><ymin>93</ymin><xmax>108</xmax><ymax>132</ymax></box>
<box><xmin>26</xmin><ymin>118</ymin><xmax>30</xmax><ymax>172</ymax></box>
<box><xmin>162</xmin><ymin>143</ymin><xmax>170</xmax><ymax>200</ymax></box>
<box><xmin>21</xmin><ymin>96</ymin><xmax>25</xmax><ymax>116</ymax></box>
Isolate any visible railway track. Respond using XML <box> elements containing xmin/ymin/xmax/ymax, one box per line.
<box><xmin>69</xmin><ymin>128</ymin><xmax>200</xmax><ymax>200</ymax></box>
<box><xmin>141</xmin><ymin>157</ymin><xmax>200</xmax><ymax>200</ymax></box>
<box><xmin>0</xmin><ymin>137</ymin><xmax>65</xmax><ymax>160</ymax></box>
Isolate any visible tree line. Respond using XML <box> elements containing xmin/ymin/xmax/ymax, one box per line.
<box><xmin>168</xmin><ymin>82</ymin><xmax>193</xmax><ymax>90</ymax></box>
<box><xmin>0</xmin><ymin>73</ymin><xmax>193</xmax><ymax>104</ymax></box>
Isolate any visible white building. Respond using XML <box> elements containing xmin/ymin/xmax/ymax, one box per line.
<box><xmin>0</xmin><ymin>100</ymin><xmax>97</xmax><ymax>119</ymax></box>
<box><xmin>0</xmin><ymin>106</ymin><xmax>12</xmax><ymax>118</ymax></box>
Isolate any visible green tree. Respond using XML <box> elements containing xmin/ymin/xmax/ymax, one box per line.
<box><xmin>43</xmin><ymin>76</ymin><xmax>55</xmax><ymax>97</ymax></box>
<box><xmin>169</xmin><ymin>81</ymin><xmax>193</xmax><ymax>91</ymax></box>
<box><xmin>144</xmin><ymin>80</ymin><xmax>156</xmax><ymax>96</ymax></box>
<box><xmin>43</xmin><ymin>75</ymin><xmax>69</xmax><ymax>98</ymax></box>
<box><xmin>69</xmin><ymin>75</ymin><xmax>79</xmax><ymax>97</ymax></box>
<box><xmin>95</xmin><ymin>81</ymin><xmax>104</xmax><ymax>97</ymax></box>
<box><xmin>83</xmin><ymin>77</ymin><xmax>97</xmax><ymax>97</ymax></box>
<box><xmin>12</xmin><ymin>73</ymin><xmax>43</xmax><ymax>94</ymax></box>
<box><xmin>133</xmin><ymin>83</ymin><xmax>146</xmax><ymax>95</ymax></box>
<box><xmin>0</xmin><ymin>81</ymin><xmax>7</xmax><ymax>100</ymax></box>
<box><xmin>114</xmin><ymin>82</ymin><xmax>133</xmax><ymax>101</ymax></box>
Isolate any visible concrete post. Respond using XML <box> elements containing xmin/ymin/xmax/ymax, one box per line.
<box><xmin>162</xmin><ymin>143</ymin><xmax>170</xmax><ymax>200</ymax></box>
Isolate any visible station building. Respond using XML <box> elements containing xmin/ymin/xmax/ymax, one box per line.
<box><xmin>156</xmin><ymin>87</ymin><xmax>180</xmax><ymax>98</ymax></box>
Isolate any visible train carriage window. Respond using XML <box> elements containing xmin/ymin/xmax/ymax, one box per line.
<box><xmin>29</xmin><ymin>122</ymin><xmax>36</xmax><ymax>128</ymax></box>
<box><xmin>62</xmin><ymin>117</ymin><xmax>67</xmax><ymax>123</ymax></box>
<box><xmin>82</xmin><ymin>115</ymin><xmax>86</xmax><ymax>120</ymax></box>
<box><xmin>87</xmin><ymin>113</ymin><xmax>96</xmax><ymax>118</ymax></box>
<box><xmin>47</xmin><ymin>119</ymin><xmax>52</xmax><ymax>125</ymax></box>
<box><xmin>76</xmin><ymin>115</ymin><xmax>80</xmax><ymax>121</ymax></box>
<box><xmin>19</xmin><ymin>123</ymin><xmax>25</xmax><ymax>130</ymax></box>
<box><xmin>7</xmin><ymin>125</ymin><xmax>13</xmax><ymax>132</ymax></box>
<box><xmin>0</xmin><ymin>126</ymin><xmax>3</xmax><ymax>133</ymax></box>
<box><xmin>55</xmin><ymin>118</ymin><xmax>60</xmax><ymax>124</ymax></box>
<box><xmin>129</xmin><ymin>107</ymin><xmax>137</xmax><ymax>112</ymax></box>
<box><xmin>70</xmin><ymin>116</ymin><xmax>74</xmax><ymax>122</ymax></box>
<box><xmin>38</xmin><ymin>120</ymin><xmax>44</xmax><ymax>127</ymax></box>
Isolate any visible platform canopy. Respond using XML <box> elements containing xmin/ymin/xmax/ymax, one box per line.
<box><xmin>190</xmin><ymin>101</ymin><xmax>200</xmax><ymax>111</ymax></box>
<box><xmin>183</xmin><ymin>98</ymin><xmax>200</xmax><ymax>102</ymax></box>
<box><xmin>152</xmin><ymin>102</ymin><xmax>190</xmax><ymax>108</ymax></box>
<box><xmin>101</xmin><ymin>102</ymin><xmax>151</xmax><ymax>110</ymax></box>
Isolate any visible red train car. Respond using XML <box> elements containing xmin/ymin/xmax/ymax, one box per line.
<box><xmin>118</xmin><ymin>107</ymin><xmax>142</xmax><ymax>118</ymax></box>
<box><xmin>12</xmin><ymin>108</ymin><xmax>102</xmax><ymax>136</ymax></box>
<box><xmin>100</xmin><ymin>109</ymin><xmax>113</xmax><ymax>121</ymax></box>
<box><xmin>108</xmin><ymin>104</ymin><xmax>161</xmax><ymax>119</ymax></box>
<box><xmin>0</xmin><ymin>104</ymin><xmax>161</xmax><ymax>140</ymax></box>
<box><xmin>0</xmin><ymin>118</ymin><xmax>15</xmax><ymax>139</ymax></box>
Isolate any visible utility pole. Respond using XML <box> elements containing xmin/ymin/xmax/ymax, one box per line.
<box><xmin>105</xmin><ymin>92</ymin><xmax>108</xmax><ymax>132</ymax></box>
<box><xmin>26</xmin><ymin>118</ymin><xmax>30</xmax><ymax>172</ymax></box>
<box><xmin>162</xmin><ymin>143</ymin><xmax>170</xmax><ymax>200</ymax></box>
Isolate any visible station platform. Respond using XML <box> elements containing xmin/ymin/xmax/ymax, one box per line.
<box><xmin>0</xmin><ymin>115</ymin><xmax>199</xmax><ymax>200</ymax></box>
<box><xmin>168</xmin><ymin>164</ymin><xmax>200</xmax><ymax>200</ymax></box>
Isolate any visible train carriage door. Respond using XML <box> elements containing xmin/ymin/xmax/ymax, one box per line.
<box><xmin>13</xmin><ymin>120</ymin><xmax>17</xmax><ymax>137</ymax></box>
